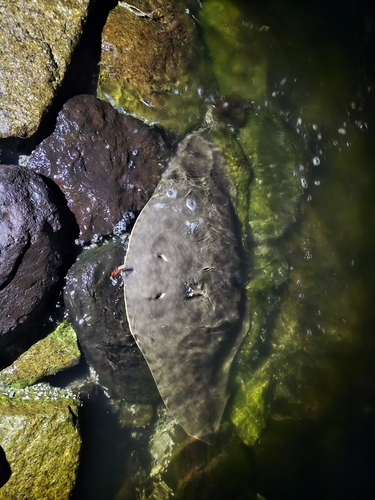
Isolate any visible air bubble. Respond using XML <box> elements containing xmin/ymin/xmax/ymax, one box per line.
<box><xmin>312</xmin><ymin>156</ymin><xmax>320</xmax><ymax>166</ymax></box>
<box><xmin>186</xmin><ymin>198</ymin><xmax>196</xmax><ymax>212</ymax></box>
<box><xmin>314</xmin><ymin>179</ymin><xmax>321</xmax><ymax>186</ymax></box>
<box><xmin>300</xmin><ymin>177</ymin><xmax>308</xmax><ymax>189</ymax></box>
<box><xmin>167</xmin><ymin>188</ymin><xmax>178</xmax><ymax>199</ymax></box>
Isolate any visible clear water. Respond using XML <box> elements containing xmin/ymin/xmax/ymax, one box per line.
<box><xmin>66</xmin><ymin>0</ymin><xmax>375</xmax><ymax>498</ymax></box>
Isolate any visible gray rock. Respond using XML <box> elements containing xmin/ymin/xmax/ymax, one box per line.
<box><xmin>64</xmin><ymin>239</ymin><xmax>159</xmax><ymax>403</ymax></box>
<box><xmin>28</xmin><ymin>94</ymin><xmax>170</xmax><ymax>243</ymax></box>
<box><xmin>0</xmin><ymin>165</ymin><xmax>62</xmax><ymax>367</ymax></box>
<box><xmin>0</xmin><ymin>0</ymin><xmax>91</xmax><ymax>138</ymax></box>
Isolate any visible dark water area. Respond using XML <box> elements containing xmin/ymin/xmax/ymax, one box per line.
<box><xmin>232</xmin><ymin>1</ymin><xmax>375</xmax><ymax>499</ymax></box>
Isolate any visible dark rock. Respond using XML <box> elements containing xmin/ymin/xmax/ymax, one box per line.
<box><xmin>0</xmin><ymin>165</ymin><xmax>62</xmax><ymax>367</ymax></box>
<box><xmin>64</xmin><ymin>239</ymin><xmax>159</xmax><ymax>403</ymax></box>
<box><xmin>28</xmin><ymin>94</ymin><xmax>171</xmax><ymax>244</ymax></box>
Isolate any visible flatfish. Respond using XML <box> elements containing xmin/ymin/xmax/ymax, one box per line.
<box><xmin>123</xmin><ymin>132</ymin><xmax>246</xmax><ymax>443</ymax></box>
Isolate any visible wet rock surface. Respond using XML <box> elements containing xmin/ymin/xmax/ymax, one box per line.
<box><xmin>0</xmin><ymin>0</ymin><xmax>91</xmax><ymax>139</ymax></box>
<box><xmin>98</xmin><ymin>0</ymin><xmax>208</xmax><ymax>134</ymax></box>
<box><xmin>64</xmin><ymin>239</ymin><xmax>159</xmax><ymax>403</ymax></box>
<box><xmin>28</xmin><ymin>94</ymin><xmax>170</xmax><ymax>243</ymax></box>
<box><xmin>0</xmin><ymin>384</ymin><xmax>81</xmax><ymax>500</ymax></box>
<box><xmin>0</xmin><ymin>165</ymin><xmax>62</xmax><ymax>367</ymax></box>
<box><xmin>100</xmin><ymin>0</ymin><xmax>196</xmax><ymax>95</ymax></box>
<box><xmin>0</xmin><ymin>321</ymin><xmax>80</xmax><ymax>389</ymax></box>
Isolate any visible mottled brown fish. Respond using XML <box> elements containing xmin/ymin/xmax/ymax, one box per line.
<box><xmin>124</xmin><ymin>132</ymin><xmax>247</xmax><ymax>444</ymax></box>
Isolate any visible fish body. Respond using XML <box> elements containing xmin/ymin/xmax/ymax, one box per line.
<box><xmin>124</xmin><ymin>132</ymin><xmax>246</xmax><ymax>443</ymax></box>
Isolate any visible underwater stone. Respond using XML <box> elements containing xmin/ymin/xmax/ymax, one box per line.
<box><xmin>124</xmin><ymin>132</ymin><xmax>247</xmax><ymax>443</ymax></box>
<box><xmin>0</xmin><ymin>321</ymin><xmax>80</xmax><ymax>389</ymax></box>
<box><xmin>64</xmin><ymin>239</ymin><xmax>159</xmax><ymax>403</ymax></box>
<box><xmin>98</xmin><ymin>0</ymin><xmax>207</xmax><ymax>134</ymax></box>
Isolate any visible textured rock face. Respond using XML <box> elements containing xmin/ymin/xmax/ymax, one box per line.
<box><xmin>64</xmin><ymin>239</ymin><xmax>159</xmax><ymax>403</ymax></box>
<box><xmin>0</xmin><ymin>385</ymin><xmax>81</xmax><ymax>500</ymax></box>
<box><xmin>0</xmin><ymin>165</ymin><xmax>62</xmax><ymax>366</ymax></box>
<box><xmin>100</xmin><ymin>0</ymin><xmax>196</xmax><ymax>97</ymax></box>
<box><xmin>28</xmin><ymin>94</ymin><xmax>170</xmax><ymax>243</ymax></box>
<box><xmin>98</xmin><ymin>0</ymin><xmax>207</xmax><ymax>134</ymax></box>
<box><xmin>0</xmin><ymin>0</ymin><xmax>91</xmax><ymax>138</ymax></box>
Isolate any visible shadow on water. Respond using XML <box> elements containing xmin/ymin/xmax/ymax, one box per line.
<box><xmin>70</xmin><ymin>387</ymin><xmax>145</xmax><ymax>500</ymax></box>
<box><xmin>0</xmin><ymin>445</ymin><xmax>11</xmax><ymax>488</ymax></box>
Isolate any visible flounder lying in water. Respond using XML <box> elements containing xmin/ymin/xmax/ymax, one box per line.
<box><xmin>123</xmin><ymin>132</ymin><xmax>247</xmax><ymax>444</ymax></box>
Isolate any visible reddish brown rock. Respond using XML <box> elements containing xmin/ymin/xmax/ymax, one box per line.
<box><xmin>0</xmin><ymin>165</ymin><xmax>62</xmax><ymax>367</ymax></box>
<box><xmin>28</xmin><ymin>94</ymin><xmax>170</xmax><ymax>243</ymax></box>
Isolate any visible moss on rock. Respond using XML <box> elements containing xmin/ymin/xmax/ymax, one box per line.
<box><xmin>0</xmin><ymin>0</ymin><xmax>91</xmax><ymax>138</ymax></box>
<box><xmin>0</xmin><ymin>321</ymin><xmax>80</xmax><ymax>389</ymax></box>
<box><xmin>0</xmin><ymin>384</ymin><xmax>81</xmax><ymax>500</ymax></box>
<box><xmin>98</xmin><ymin>0</ymin><xmax>208</xmax><ymax>134</ymax></box>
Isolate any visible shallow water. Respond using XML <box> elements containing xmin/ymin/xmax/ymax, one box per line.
<box><xmin>62</xmin><ymin>0</ymin><xmax>375</xmax><ymax>498</ymax></box>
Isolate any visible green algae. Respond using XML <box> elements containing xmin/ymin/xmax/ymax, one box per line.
<box><xmin>0</xmin><ymin>321</ymin><xmax>80</xmax><ymax>389</ymax></box>
<box><xmin>117</xmin><ymin>400</ymin><xmax>154</xmax><ymax>429</ymax></box>
<box><xmin>0</xmin><ymin>384</ymin><xmax>80</xmax><ymax>500</ymax></box>
<box><xmin>206</xmin><ymin>125</ymin><xmax>252</xmax><ymax>241</ymax></box>
<box><xmin>198</xmin><ymin>0</ymin><xmax>284</xmax><ymax>103</ymax></box>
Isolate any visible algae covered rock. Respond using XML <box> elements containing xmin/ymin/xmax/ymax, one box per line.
<box><xmin>199</xmin><ymin>0</ymin><xmax>285</xmax><ymax>103</ymax></box>
<box><xmin>116</xmin><ymin>407</ymin><xmax>255</xmax><ymax>500</ymax></box>
<box><xmin>0</xmin><ymin>0</ymin><xmax>91</xmax><ymax>138</ymax></box>
<box><xmin>28</xmin><ymin>94</ymin><xmax>170</xmax><ymax>244</ymax></box>
<box><xmin>98</xmin><ymin>0</ymin><xmax>208</xmax><ymax>134</ymax></box>
<box><xmin>225</xmin><ymin>109</ymin><xmax>306</xmax><ymax>446</ymax></box>
<box><xmin>0</xmin><ymin>384</ymin><xmax>81</xmax><ymax>500</ymax></box>
<box><xmin>0</xmin><ymin>321</ymin><xmax>80</xmax><ymax>389</ymax></box>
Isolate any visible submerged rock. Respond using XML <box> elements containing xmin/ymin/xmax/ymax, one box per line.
<box><xmin>28</xmin><ymin>94</ymin><xmax>170</xmax><ymax>243</ymax></box>
<box><xmin>0</xmin><ymin>384</ymin><xmax>80</xmax><ymax>500</ymax></box>
<box><xmin>64</xmin><ymin>239</ymin><xmax>159</xmax><ymax>403</ymax></box>
<box><xmin>124</xmin><ymin>132</ymin><xmax>247</xmax><ymax>443</ymax></box>
<box><xmin>0</xmin><ymin>165</ymin><xmax>62</xmax><ymax>367</ymax></box>
<box><xmin>0</xmin><ymin>321</ymin><xmax>80</xmax><ymax>389</ymax></box>
<box><xmin>0</xmin><ymin>0</ymin><xmax>91</xmax><ymax>138</ymax></box>
<box><xmin>98</xmin><ymin>0</ymin><xmax>208</xmax><ymax>134</ymax></box>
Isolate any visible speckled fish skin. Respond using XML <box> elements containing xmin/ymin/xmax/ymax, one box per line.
<box><xmin>124</xmin><ymin>132</ymin><xmax>246</xmax><ymax>444</ymax></box>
